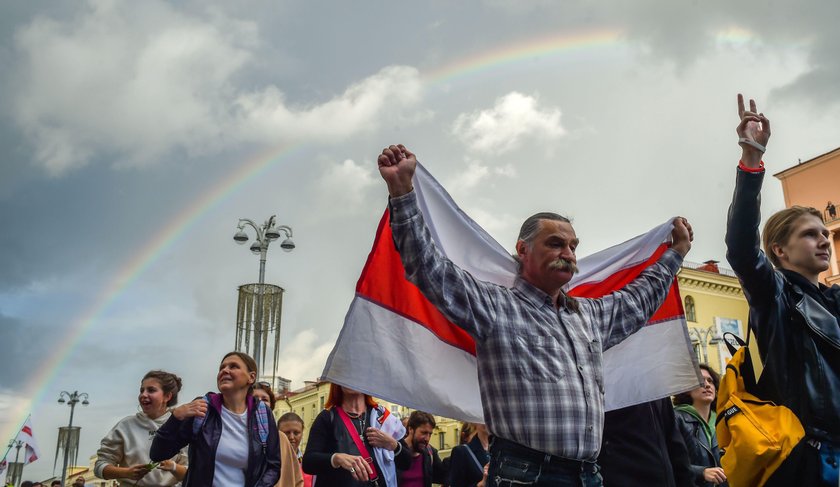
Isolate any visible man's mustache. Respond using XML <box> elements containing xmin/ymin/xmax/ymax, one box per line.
<box><xmin>549</xmin><ymin>258</ymin><xmax>579</xmax><ymax>274</ymax></box>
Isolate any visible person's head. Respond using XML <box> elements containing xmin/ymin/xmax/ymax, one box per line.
<box><xmin>252</xmin><ymin>381</ymin><xmax>276</xmax><ymax>410</ymax></box>
<box><xmin>218</xmin><ymin>352</ymin><xmax>257</xmax><ymax>396</ymax></box>
<box><xmin>515</xmin><ymin>213</ymin><xmax>579</xmax><ymax>295</ymax></box>
<box><xmin>324</xmin><ymin>383</ymin><xmax>378</xmax><ymax>410</ymax></box>
<box><xmin>278</xmin><ymin>412</ymin><xmax>305</xmax><ymax>452</ymax></box>
<box><xmin>32</xmin><ymin>483</ymin><xmax>42</xmax><ymax>487</ymax></box>
<box><xmin>459</xmin><ymin>422</ymin><xmax>476</xmax><ymax>445</ymax></box>
<box><xmin>51</xmin><ymin>482</ymin><xmax>61</xmax><ymax>487</ymax></box>
<box><xmin>20</xmin><ymin>482</ymin><xmax>33</xmax><ymax>487</ymax></box>
<box><xmin>73</xmin><ymin>477</ymin><xmax>85</xmax><ymax>487</ymax></box>
<box><xmin>674</xmin><ymin>364</ymin><xmax>720</xmax><ymax>410</ymax></box>
<box><xmin>406</xmin><ymin>411</ymin><xmax>436</xmax><ymax>452</ymax></box>
<box><xmin>763</xmin><ymin>206</ymin><xmax>831</xmax><ymax>281</ymax></box>
<box><xmin>139</xmin><ymin>370</ymin><xmax>182</xmax><ymax>419</ymax></box>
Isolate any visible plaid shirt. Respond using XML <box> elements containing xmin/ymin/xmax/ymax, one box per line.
<box><xmin>390</xmin><ymin>191</ymin><xmax>683</xmax><ymax>461</ymax></box>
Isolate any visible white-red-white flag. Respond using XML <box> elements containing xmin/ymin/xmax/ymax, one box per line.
<box><xmin>16</xmin><ymin>416</ymin><xmax>41</xmax><ymax>465</ymax></box>
<box><xmin>323</xmin><ymin>163</ymin><xmax>700</xmax><ymax>421</ymax></box>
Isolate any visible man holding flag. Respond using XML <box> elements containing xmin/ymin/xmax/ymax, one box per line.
<box><xmin>376</xmin><ymin>144</ymin><xmax>693</xmax><ymax>487</ymax></box>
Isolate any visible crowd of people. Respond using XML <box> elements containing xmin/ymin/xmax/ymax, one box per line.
<box><xmin>13</xmin><ymin>93</ymin><xmax>838</xmax><ymax>487</ymax></box>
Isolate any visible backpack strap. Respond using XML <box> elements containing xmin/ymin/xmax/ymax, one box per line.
<box><xmin>722</xmin><ymin>331</ymin><xmax>746</xmax><ymax>357</ymax></box>
<box><xmin>254</xmin><ymin>399</ymin><xmax>270</xmax><ymax>446</ymax></box>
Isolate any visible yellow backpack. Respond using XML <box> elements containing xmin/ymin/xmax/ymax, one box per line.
<box><xmin>715</xmin><ymin>332</ymin><xmax>807</xmax><ymax>487</ymax></box>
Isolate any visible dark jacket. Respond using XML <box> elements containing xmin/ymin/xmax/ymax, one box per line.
<box><xmin>303</xmin><ymin>407</ymin><xmax>411</xmax><ymax>487</ymax></box>
<box><xmin>396</xmin><ymin>443</ymin><xmax>447</xmax><ymax>487</ymax></box>
<box><xmin>150</xmin><ymin>392</ymin><xmax>281</xmax><ymax>487</ymax></box>
<box><xmin>674</xmin><ymin>406</ymin><xmax>727</xmax><ymax>487</ymax></box>
<box><xmin>725</xmin><ymin>168</ymin><xmax>840</xmax><ymax>441</ymax></box>
<box><xmin>598</xmin><ymin>398</ymin><xmax>694</xmax><ymax>487</ymax></box>
<box><xmin>447</xmin><ymin>436</ymin><xmax>489</xmax><ymax>487</ymax></box>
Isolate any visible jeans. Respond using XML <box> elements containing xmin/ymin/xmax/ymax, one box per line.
<box><xmin>487</xmin><ymin>437</ymin><xmax>603</xmax><ymax>487</ymax></box>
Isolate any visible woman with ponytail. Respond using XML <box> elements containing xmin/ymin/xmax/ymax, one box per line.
<box><xmin>95</xmin><ymin>370</ymin><xmax>187</xmax><ymax>485</ymax></box>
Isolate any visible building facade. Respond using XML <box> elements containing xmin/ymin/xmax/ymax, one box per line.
<box><xmin>677</xmin><ymin>260</ymin><xmax>750</xmax><ymax>374</ymax></box>
<box><xmin>774</xmin><ymin>146</ymin><xmax>840</xmax><ymax>285</ymax></box>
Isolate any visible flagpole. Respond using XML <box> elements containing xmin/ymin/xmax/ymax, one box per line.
<box><xmin>2</xmin><ymin>414</ymin><xmax>30</xmax><ymax>461</ymax></box>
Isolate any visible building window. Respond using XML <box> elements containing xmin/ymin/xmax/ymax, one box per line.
<box><xmin>439</xmin><ymin>432</ymin><xmax>446</xmax><ymax>450</ymax></box>
<box><xmin>319</xmin><ymin>395</ymin><xmax>325</xmax><ymax>410</ymax></box>
<box><xmin>684</xmin><ymin>296</ymin><xmax>696</xmax><ymax>322</ymax></box>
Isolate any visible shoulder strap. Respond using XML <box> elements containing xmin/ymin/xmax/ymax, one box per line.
<box><xmin>335</xmin><ymin>407</ymin><xmax>379</xmax><ymax>481</ymax></box>
<box><xmin>462</xmin><ymin>444</ymin><xmax>484</xmax><ymax>473</ymax></box>
<box><xmin>723</xmin><ymin>331</ymin><xmax>746</xmax><ymax>357</ymax></box>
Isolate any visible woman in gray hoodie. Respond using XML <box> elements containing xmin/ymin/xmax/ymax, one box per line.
<box><xmin>95</xmin><ymin>370</ymin><xmax>187</xmax><ymax>486</ymax></box>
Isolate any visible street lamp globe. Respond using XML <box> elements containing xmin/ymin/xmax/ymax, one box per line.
<box><xmin>233</xmin><ymin>230</ymin><xmax>249</xmax><ymax>244</ymax></box>
<box><xmin>280</xmin><ymin>238</ymin><xmax>295</xmax><ymax>251</ymax></box>
<box><xmin>265</xmin><ymin>227</ymin><xmax>281</xmax><ymax>241</ymax></box>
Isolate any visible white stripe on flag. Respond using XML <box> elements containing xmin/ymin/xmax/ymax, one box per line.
<box><xmin>603</xmin><ymin>319</ymin><xmax>700</xmax><ymax>410</ymax></box>
<box><xmin>323</xmin><ymin>297</ymin><xmax>484</xmax><ymax>422</ymax></box>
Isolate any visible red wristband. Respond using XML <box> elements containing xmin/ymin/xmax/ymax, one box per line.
<box><xmin>738</xmin><ymin>160</ymin><xmax>765</xmax><ymax>173</ymax></box>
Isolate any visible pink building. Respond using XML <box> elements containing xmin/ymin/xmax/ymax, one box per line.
<box><xmin>774</xmin><ymin>146</ymin><xmax>840</xmax><ymax>285</ymax></box>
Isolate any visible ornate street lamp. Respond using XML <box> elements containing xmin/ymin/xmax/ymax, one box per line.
<box><xmin>6</xmin><ymin>439</ymin><xmax>24</xmax><ymax>487</ymax></box>
<box><xmin>57</xmin><ymin>391</ymin><xmax>88</xmax><ymax>487</ymax></box>
<box><xmin>688</xmin><ymin>325</ymin><xmax>722</xmax><ymax>365</ymax></box>
<box><xmin>233</xmin><ymin>215</ymin><xmax>295</xmax><ymax>370</ymax></box>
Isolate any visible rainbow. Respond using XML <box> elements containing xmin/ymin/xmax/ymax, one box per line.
<box><xmin>3</xmin><ymin>143</ymin><xmax>306</xmax><ymax>442</ymax></box>
<box><xmin>423</xmin><ymin>27</ymin><xmax>623</xmax><ymax>85</ymax></box>
<box><xmin>7</xmin><ymin>24</ymin><xmax>711</xmax><ymax>441</ymax></box>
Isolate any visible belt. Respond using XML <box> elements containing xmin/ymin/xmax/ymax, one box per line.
<box><xmin>490</xmin><ymin>437</ymin><xmax>597</xmax><ymax>473</ymax></box>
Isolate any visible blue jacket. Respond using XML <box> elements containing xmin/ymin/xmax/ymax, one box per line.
<box><xmin>150</xmin><ymin>392</ymin><xmax>281</xmax><ymax>487</ymax></box>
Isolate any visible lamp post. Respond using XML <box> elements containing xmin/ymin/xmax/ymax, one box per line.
<box><xmin>233</xmin><ymin>215</ymin><xmax>295</xmax><ymax>368</ymax></box>
<box><xmin>688</xmin><ymin>325</ymin><xmax>722</xmax><ymax>365</ymax></box>
<box><xmin>58</xmin><ymin>391</ymin><xmax>89</xmax><ymax>487</ymax></box>
<box><xmin>6</xmin><ymin>439</ymin><xmax>23</xmax><ymax>487</ymax></box>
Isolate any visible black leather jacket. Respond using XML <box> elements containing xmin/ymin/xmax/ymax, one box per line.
<box><xmin>725</xmin><ymin>168</ymin><xmax>840</xmax><ymax>440</ymax></box>
<box><xmin>674</xmin><ymin>408</ymin><xmax>727</xmax><ymax>487</ymax></box>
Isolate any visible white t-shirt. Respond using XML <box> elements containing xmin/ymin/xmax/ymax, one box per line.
<box><xmin>213</xmin><ymin>405</ymin><xmax>249</xmax><ymax>486</ymax></box>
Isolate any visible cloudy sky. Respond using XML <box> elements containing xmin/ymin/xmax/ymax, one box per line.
<box><xmin>2</xmin><ymin>0</ymin><xmax>839</xmax><ymax>480</ymax></box>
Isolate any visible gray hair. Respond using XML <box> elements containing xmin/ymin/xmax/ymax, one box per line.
<box><xmin>513</xmin><ymin>212</ymin><xmax>580</xmax><ymax>313</ymax></box>
<box><xmin>513</xmin><ymin>212</ymin><xmax>573</xmax><ymax>267</ymax></box>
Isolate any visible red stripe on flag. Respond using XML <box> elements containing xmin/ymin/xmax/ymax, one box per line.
<box><xmin>356</xmin><ymin>210</ymin><xmax>476</xmax><ymax>355</ymax></box>
<box><xmin>21</xmin><ymin>426</ymin><xmax>32</xmax><ymax>436</ymax></box>
<box><xmin>568</xmin><ymin>244</ymin><xmax>685</xmax><ymax>323</ymax></box>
